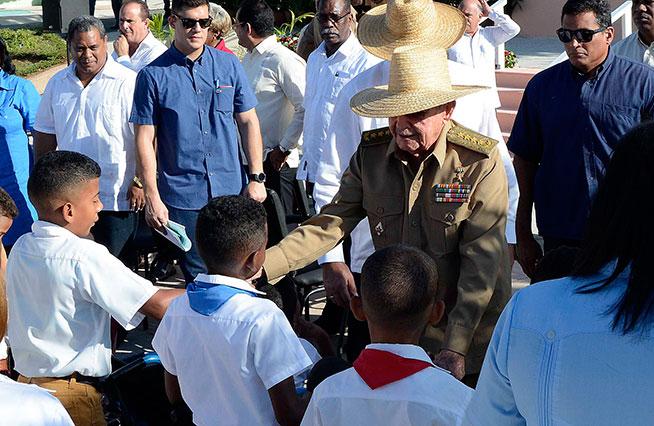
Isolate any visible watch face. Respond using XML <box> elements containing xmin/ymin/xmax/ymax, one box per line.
<box><xmin>251</xmin><ymin>173</ymin><xmax>266</xmax><ymax>183</ymax></box>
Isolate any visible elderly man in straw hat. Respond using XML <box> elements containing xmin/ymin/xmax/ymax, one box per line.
<box><xmin>314</xmin><ymin>0</ymin><xmax>519</xmax><ymax>362</ymax></box>
<box><xmin>264</xmin><ymin>42</ymin><xmax>511</xmax><ymax>384</ymax></box>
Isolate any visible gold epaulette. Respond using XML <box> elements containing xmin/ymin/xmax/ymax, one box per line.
<box><xmin>360</xmin><ymin>127</ymin><xmax>392</xmax><ymax>146</ymax></box>
<box><xmin>447</xmin><ymin>122</ymin><xmax>498</xmax><ymax>156</ymax></box>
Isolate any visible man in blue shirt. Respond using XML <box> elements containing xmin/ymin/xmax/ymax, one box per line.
<box><xmin>510</xmin><ymin>0</ymin><xmax>654</xmax><ymax>278</ymax></box>
<box><xmin>131</xmin><ymin>0</ymin><xmax>266</xmax><ymax>283</ymax></box>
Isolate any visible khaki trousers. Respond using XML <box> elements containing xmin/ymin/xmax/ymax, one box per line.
<box><xmin>19</xmin><ymin>374</ymin><xmax>106</xmax><ymax>425</ymax></box>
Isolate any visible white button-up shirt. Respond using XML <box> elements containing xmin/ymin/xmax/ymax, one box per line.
<box><xmin>613</xmin><ymin>32</ymin><xmax>654</xmax><ymax>67</ymax></box>
<box><xmin>298</xmin><ymin>35</ymin><xmax>381</xmax><ymax>182</ymax></box>
<box><xmin>313</xmin><ymin>60</ymin><xmax>519</xmax><ymax>272</ymax></box>
<box><xmin>0</xmin><ymin>375</ymin><xmax>74</xmax><ymax>425</ymax></box>
<box><xmin>242</xmin><ymin>35</ymin><xmax>306</xmax><ymax>168</ymax></box>
<box><xmin>152</xmin><ymin>273</ymin><xmax>312</xmax><ymax>426</ymax></box>
<box><xmin>448</xmin><ymin>10</ymin><xmax>521</xmax><ymax>108</ymax></box>
<box><xmin>34</xmin><ymin>55</ymin><xmax>137</xmax><ymax>211</ymax></box>
<box><xmin>6</xmin><ymin>221</ymin><xmax>156</xmax><ymax>378</ymax></box>
<box><xmin>301</xmin><ymin>343</ymin><xmax>473</xmax><ymax>426</ymax></box>
<box><xmin>111</xmin><ymin>31</ymin><xmax>167</xmax><ymax>72</ymax></box>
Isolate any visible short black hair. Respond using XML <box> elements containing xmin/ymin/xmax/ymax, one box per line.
<box><xmin>172</xmin><ymin>0</ymin><xmax>209</xmax><ymax>15</ymax></box>
<box><xmin>196</xmin><ymin>195</ymin><xmax>267</xmax><ymax>271</ymax></box>
<box><xmin>319</xmin><ymin>0</ymin><xmax>351</xmax><ymax>13</ymax></box>
<box><xmin>237</xmin><ymin>0</ymin><xmax>275</xmax><ymax>38</ymax></box>
<box><xmin>360</xmin><ymin>245</ymin><xmax>438</xmax><ymax>329</ymax></box>
<box><xmin>0</xmin><ymin>188</ymin><xmax>18</xmax><ymax>219</ymax></box>
<box><xmin>67</xmin><ymin>15</ymin><xmax>106</xmax><ymax>46</ymax></box>
<box><xmin>27</xmin><ymin>151</ymin><xmax>101</xmax><ymax>206</ymax></box>
<box><xmin>561</xmin><ymin>0</ymin><xmax>611</xmax><ymax>29</ymax></box>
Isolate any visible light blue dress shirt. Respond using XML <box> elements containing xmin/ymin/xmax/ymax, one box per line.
<box><xmin>0</xmin><ymin>70</ymin><xmax>39</xmax><ymax>245</ymax></box>
<box><xmin>465</xmin><ymin>263</ymin><xmax>654</xmax><ymax>425</ymax></box>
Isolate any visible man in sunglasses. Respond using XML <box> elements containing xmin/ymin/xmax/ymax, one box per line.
<box><xmin>613</xmin><ymin>0</ymin><xmax>654</xmax><ymax>66</ymax></box>
<box><xmin>510</xmin><ymin>0</ymin><xmax>654</xmax><ymax>278</ymax></box>
<box><xmin>131</xmin><ymin>0</ymin><xmax>266</xmax><ymax>284</ymax></box>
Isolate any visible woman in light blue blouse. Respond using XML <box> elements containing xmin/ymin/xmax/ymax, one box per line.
<box><xmin>0</xmin><ymin>38</ymin><xmax>40</xmax><ymax>247</ymax></box>
<box><xmin>465</xmin><ymin>122</ymin><xmax>654</xmax><ymax>425</ymax></box>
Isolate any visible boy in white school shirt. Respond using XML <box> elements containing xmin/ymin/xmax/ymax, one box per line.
<box><xmin>301</xmin><ymin>245</ymin><xmax>473</xmax><ymax>426</ymax></box>
<box><xmin>6</xmin><ymin>151</ymin><xmax>183</xmax><ymax>425</ymax></box>
<box><xmin>152</xmin><ymin>195</ymin><xmax>312</xmax><ymax>426</ymax></box>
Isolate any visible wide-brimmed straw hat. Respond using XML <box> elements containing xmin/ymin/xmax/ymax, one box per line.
<box><xmin>357</xmin><ymin>0</ymin><xmax>466</xmax><ymax>60</ymax></box>
<box><xmin>350</xmin><ymin>47</ymin><xmax>488</xmax><ymax>118</ymax></box>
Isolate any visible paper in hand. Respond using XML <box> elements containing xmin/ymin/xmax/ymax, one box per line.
<box><xmin>154</xmin><ymin>219</ymin><xmax>192</xmax><ymax>252</ymax></box>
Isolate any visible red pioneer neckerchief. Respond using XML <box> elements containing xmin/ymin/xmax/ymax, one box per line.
<box><xmin>353</xmin><ymin>348</ymin><xmax>434</xmax><ymax>390</ymax></box>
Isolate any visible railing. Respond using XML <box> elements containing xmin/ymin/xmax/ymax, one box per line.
<box><xmin>550</xmin><ymin>0</ymin><xmax>633</xmax><ymax>66</ymax></box>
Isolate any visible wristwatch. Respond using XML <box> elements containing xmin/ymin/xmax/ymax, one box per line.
<box><xmin>248</xmin><ymin>172</ymin><xmax>267</xmax><ymax>183</ymax></box>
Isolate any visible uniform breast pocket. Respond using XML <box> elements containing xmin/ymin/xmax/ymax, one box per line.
<box><xmin>215</xmin><ymin>86</ymin><xmax>235</xmax><ymax>113</ymax></box>
<box><xmin>363</xmin><ymin>194</ymin><xmax>404</xmax><ymax>249</ymax></box>
<box><xmin>428</xmin><ymin>202</ymin><xmax>471</xmax><ymax>254</ymax></box>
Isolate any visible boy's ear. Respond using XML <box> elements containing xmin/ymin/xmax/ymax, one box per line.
<box><xmin>243</xmin><ymin>246</ymin><xmax>266</xmax><ymax>280</ymax></box>
<box><xmin>61</xmin><ymin>202</ymin><xmax>75</xmax><ymax>225</ymax></box>
<box><xmin>350</xmin><ymin>295</ymin><xmax>366</xmax><ymax>322</ymax></box>
<box><xmin>428</xmin><ymin>300</ymin><xmax>445</xmax><ymax>326</ymax></box>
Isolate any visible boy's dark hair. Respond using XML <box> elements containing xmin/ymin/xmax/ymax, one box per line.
<box><xmin>561</xmin><ymin>0</ymin><xmax>611</xmax><ymax>29</ymax></box>
<box><xmin>531</xmin><ymin>246</ymin><xmax>580</xmax><ymax>284</ymax></box>
<box><xmin>360</xmin><ymin>245</ymin><xmax>438</xmax><ymax>328</ymax></box>
<box><xmin>237</xmin><ymin>0</ymin><xmax>275</xmax><ymax>38</ymax></box>
<box><xmin>172</xmin><ymin>0</ymin><xmax>209</xmax><ymax>14</ymax></box>
<box><xmin>196</xmin><ymin>195</ymin><xmax>267</xmax><ymax>272</ymax></box>
<box><xmin>0</xmin><ymin>188</ymin><xmax>18</xmax><ymax>219</ymax></box>
<box><xmin>0</xmin><ymin>38</ymin><xmax>16</xmax><ymax>75</ymax></box>
<box><xmin>27</xmin><ymin>151</ymin><xmax>101</xmax><ymax>206</ymax></box>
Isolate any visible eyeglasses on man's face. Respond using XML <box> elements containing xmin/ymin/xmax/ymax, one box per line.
<box><xmin>556</xmin><ymin>27</ymin><xmax>606</xmax><ymax>43</ymax></box>
<box><xmin>175</xmin><ymin>14</ymin><xmax>213</xmax><ymax>29</ymax></box>
<box><xmin>316</xmin><ymin>10</ymin><xmax>351</xmax><ymax>25</ymax></box>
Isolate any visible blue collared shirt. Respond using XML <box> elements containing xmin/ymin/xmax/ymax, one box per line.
<box><xmin>464</xmin><ymin>263</ymin><xmax>654</xmax><ymax>425</ymax></box>
<box><xmin>0</xmin><ymin>70</ymin><xmax>40</xmax><ymax>245</ymax></box>
<box><xmin>508</xmin><ymin>50</ymin><xmax>654</xmax><ymax>240</ymax></box>
<box><xmin>130</xmin><ymin>45</ymin><xmax>258</xmax><ymax>210</ymax></box>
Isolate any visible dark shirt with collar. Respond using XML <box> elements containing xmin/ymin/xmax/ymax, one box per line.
<box><xmin>508</xmin><ymin>50</ymin><xmax>654</xmax><ymax>240</ymax></box>
<box><xmin>130</xmin><ymin>44</ymin><xmax>258</xmax><ymax>210</ymax></box>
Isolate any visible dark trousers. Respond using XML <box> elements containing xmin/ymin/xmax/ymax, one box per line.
<box><xmin>111</xmin><ymin>0</ymin><xmax>121</xmax><ymax>24</ymax></box>
<box><xmin>167</xmin><ymin>205</ymin><xmax>207</xmax><ymax>284</ymax></box>
<box><xmin>543</xmin><ymin>236</ymin><xmax>582</xmax><ymax>253</ymax></box>
<box><xmin>263</xmin><ymin>160</ymin><xmax>297</xmax><ymax>216</ymax></box>
<box><xmin>92</xmin><ymin>211</ymin><xmax>139</xmax><ymax>258</ymax></box>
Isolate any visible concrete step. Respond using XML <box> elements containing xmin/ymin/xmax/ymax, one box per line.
<box><xmin>498</xmin><ymin>87</ymin><xmax>524</xmax><ymax>111</ymax></box>
<box><xmin>497</xmin><ymin>109</ymin><xmax>518</xmax><ymax>134</ymax></box>
<box><xmin>495</xmin><ymin>68</ymin><xmax>539</xmax><ymax>89</ymax></box>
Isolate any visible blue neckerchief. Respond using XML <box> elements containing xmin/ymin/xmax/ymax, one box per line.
<box><xmin>186</xmin><ymin>280</ymin><xmax>257</xmax><ymax>316</ymax></box>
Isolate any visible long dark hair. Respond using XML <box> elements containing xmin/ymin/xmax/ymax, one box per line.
<box><xmin>574</xmin><ymin>122</ymin><xmax>654</xmax><ymax>334</ymax></box>
<box><xmin>0</xmin><ymin>37</ymin><xmax>16</xmax><ymax>75</ymax></box>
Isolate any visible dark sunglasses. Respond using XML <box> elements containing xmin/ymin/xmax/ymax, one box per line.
<box><xmin>316</xmin><ymin>10</ymin><xmax>351</xmax><ymax>25</ymax></box>
<box><xmin>556</xmin><ymin>27</ymin><xmax>606</xmax><ymax>43</ymax></box>
<box><xmin>175</xmin><ymin>14</ymin><xmax>213</xmax><ymax>29</ymax></box>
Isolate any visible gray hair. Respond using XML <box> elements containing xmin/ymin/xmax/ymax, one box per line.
<box><xmin>458</xmin><ymin>0</ymin><xmax>483</xmax><ymax>14</ymax></box>
<box><xmin>66</xmin><ymin>15</ymin><xmax>106</xmax><ymax>45</ymax></box>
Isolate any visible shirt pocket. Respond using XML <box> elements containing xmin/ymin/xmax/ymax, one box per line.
<box><xmin>328</xmin><ymin>71</ymin><xmax>351</xmax><ymax>101</ymax></box>
<box><xmin>427</xmin><ymin>201</ymin><xmax>471</xmax><ymax>255</ymax></box>
<box><xmin>215</xmin><ymin>86</ymin><xmax>235</xmax><ymax>113</ymax></box>
<box><xmin>97</xmin><ymin>104</ymin><xmax>124</xmax><ymax>163</ymax></box>
<box><xmin>363</xmin><ymin>194</ymin><xmax>404</xmax><ymax>249</ymax></box>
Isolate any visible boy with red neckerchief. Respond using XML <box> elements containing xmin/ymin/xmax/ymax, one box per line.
<box><xmin>301</xmin><ymin>245</ymin><xmax>473</xmax><ymax>425</ymax></box>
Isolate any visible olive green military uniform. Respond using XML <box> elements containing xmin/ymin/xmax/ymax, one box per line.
<box><xmin>265</xmin><ymin>120</ymin><xmax>511</xmax><ymax>374</ymax></box>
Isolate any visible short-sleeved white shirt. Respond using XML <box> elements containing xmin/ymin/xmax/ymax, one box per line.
<box><xmin>6</xmin><ymin>221</ymin><xmax>156</xmax><ymax>378</ymax></box>
<box><xmin>152</xmin><ymin>273</ymin><xmax>312</xmax><ymax>426</ymax></box>
<box><xmin>34</xmin><ymin>55</ymin><xmax>137</xmax><ymax>211</ymax></box>
<box><xmin>0</xmin><ymin>375</ymin><xmax>74</xmax><ymax>425</ymax></box>
<box><xmin>301</xmin><ymin>343</ymin><xmax>473</xmax><ymax>426</ymax></box>
<box><xmin>111</xmin><ymin>31</ymin><xmax>167</xmax><ymax>72</ymax></box>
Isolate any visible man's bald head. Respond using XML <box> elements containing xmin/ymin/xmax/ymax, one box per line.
<box><xmin>459</xmin><ymin>0</ymin><xmax>483</xmax><ymax>35</ymax></box>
